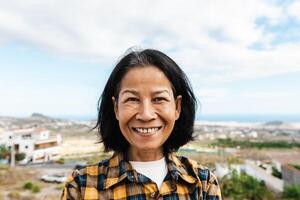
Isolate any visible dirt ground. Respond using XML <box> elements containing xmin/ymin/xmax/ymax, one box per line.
<box><xmin>1</xmin><ymin>135</ymin><xmax>299</xmax><ymax>200</ymax></box>
<box><xmin>0</xmin><ymin>166</ymin><xmax>71</xmax><ymax>200</ymax></box>
<box><xmin>0</xmin><ymin>164</ymin><xmax>71</xmax><ymax>200</ymax></box>
<box><xmin>0</xmin><ymin>135</ymin><xmax>107</xmax><ymax>200</ymax></box>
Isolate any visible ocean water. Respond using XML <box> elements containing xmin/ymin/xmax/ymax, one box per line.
<box><xmin>55</xmin><ymin>114</ymin><xmax>300</xmax><ymax>123</ymax></box>
<box><xmin>54</xmin><ymin>115</ymin><xmax>97</xmax><ymax>121</ymax></box>
<box><xmin>196</xmin><ymin>114</ymin><xmax>300</xmax><ymax>123</ymax></box>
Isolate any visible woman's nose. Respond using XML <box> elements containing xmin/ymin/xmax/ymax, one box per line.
<box><xmin>136</xmin><ymin>100</ymin><xmax>157</xmax><ymax>121</ymax></box>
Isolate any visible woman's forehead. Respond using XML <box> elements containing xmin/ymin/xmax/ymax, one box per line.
<box><xmin>123</xmin><ymin>65</ymin><xmax>164</xmax><ymax>77</ymax></box>
<box><xmin>119</xmin><ymin>66</ymin><xmax>173</xmax><ymax>89</ymax></box>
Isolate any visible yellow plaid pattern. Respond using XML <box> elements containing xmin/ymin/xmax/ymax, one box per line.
<box><xmin>61</xmin><ymin>152</ymin><xmax>222</xmax><ymax>199</ymax></box>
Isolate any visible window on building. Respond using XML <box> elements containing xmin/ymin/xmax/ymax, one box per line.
<box><xmin>22</xmin><ymin>134</ymin><xmax>31</xmax><ymax>139</ymax></box>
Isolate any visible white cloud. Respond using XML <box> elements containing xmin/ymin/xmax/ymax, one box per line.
<box><xmin>241</xmin><ymin>90</ymin><xmax>299</xmax><ymax>100</ymax></box>
<box><xmin>196</xmin><ymin>88</ymin><xmax>229</xmax><ymax>101</ymax></box>
<box><xmin>0</xmin><ymin>83</ymin><xmax>98</xmax><ymax>116</ymax></box>
<box><xmin>0</xmin><ymin>0</ymin><xmax>299</xmax><ymax>85</ymax></box>
<box><xmin>197</xmin><ymin>87</ymin><xmax>300</xmax><ymax>114</ymax></box>
<box><xmin>287</xmin><ymin>0</ymin><xmax>300</xmax><ymax>20</ymax></box>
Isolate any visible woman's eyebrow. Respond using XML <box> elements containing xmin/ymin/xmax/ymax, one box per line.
<box><xmin>153</xmin><ymin>90</ymin><xmax>170</xmax><ymax>95</ymax></box>
<box><xmin>120</xmin><ymin>89</ymin><xmax>171</xmax><ymax>96</ymax></box>
<box><xmin>120</xmin><ymin>89</ymin><xmax>138</xmax><ymax>95</ymax></box>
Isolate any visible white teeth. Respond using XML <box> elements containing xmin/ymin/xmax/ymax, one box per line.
<box><xmin>135</xmin><ymin>127</ymin><xmax>159</xmax><ymax>133</ymax></box>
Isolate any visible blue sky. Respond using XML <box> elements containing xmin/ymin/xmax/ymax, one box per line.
<box><xmin>0</xmin><ymin>0</ymin><xmax>300</xmax><ymax>119</ymax></box>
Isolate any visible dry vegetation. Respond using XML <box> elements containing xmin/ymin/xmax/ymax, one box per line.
<box><xmin>0</xmin><ymin>165</ymin><xmax>65</xmax><ymax>200</ymax></box>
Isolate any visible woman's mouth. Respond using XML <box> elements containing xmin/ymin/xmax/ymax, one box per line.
<box><xmin>132</xmin><ymin>126</ymin><xmax>162</xmax><ymax>134</ymax></box>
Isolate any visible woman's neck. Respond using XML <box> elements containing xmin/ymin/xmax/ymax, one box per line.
<box><xmin>127</xmin><ymin>147</ymin><xmax>164</xmax><ymax>161</ymax></box>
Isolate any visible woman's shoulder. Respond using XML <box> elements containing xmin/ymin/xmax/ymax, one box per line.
<box><xmin>174</xmin><ymin>154</ymin><xmax>222</xmax><ymax>198</ymax></box>
<box><xmin>173</xmin><ymin>154</ymin><xmax>218</xmax><ymax>183</ymax></box>
<box><xmin>61</xmin><ymin>157</ymin><xmax>114</xmax><ymax>199</ymax></box>
<box><xmin>63</xmin><ymin>157</ymin><xmax>113</xmax><ymax>196</ymax></box>
<box><xmin>70</xmin><ymin>157</ymin><xmax>111</xmax><ymax>178</ymax></box>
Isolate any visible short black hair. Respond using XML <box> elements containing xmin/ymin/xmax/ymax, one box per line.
<box><xmin>94</xmin><ymin>49</ymin><xmax>197</xmax><ymax>153</ymax></box>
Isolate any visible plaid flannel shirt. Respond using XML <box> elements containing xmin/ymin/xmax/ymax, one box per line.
<box><xmin>61</xmin><ymin>152</ymin><xmax>222</xmax><ymax>200</ymax></box>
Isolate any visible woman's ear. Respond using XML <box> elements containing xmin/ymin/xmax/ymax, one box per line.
<box><xmin>175</xmin><ymin>95</ymin><xmax>182</xmax><ymax>120</ymax></box>
<box><xmin>112</xmin><ymin>96</ymin><xmax>119</xmax><ymax>120</ymax></box>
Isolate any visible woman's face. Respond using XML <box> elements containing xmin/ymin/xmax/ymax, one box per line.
<box><xmin>113</xmin><ymin>66</ymin><xmax>181</xmax><ymax>160</ymax></box>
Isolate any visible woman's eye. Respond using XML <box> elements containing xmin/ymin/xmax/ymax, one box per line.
<box><xmin>127</xmin><ymin>97</ymin><xmax>138</xmax><ymax>102</ymax></box>
<box><xmin>153</xmin><ymin>97</ymin><xmax>166</xmax><ymax>102</ymax></box>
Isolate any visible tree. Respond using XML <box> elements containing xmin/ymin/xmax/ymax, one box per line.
<box><xmin>0</xmin><ymin>145</ymin><xmax>26</xmax><ymax>162</ymax></box>
<box><xmin>0</xmin><ymin>145</ymin><xmax>10</xmax><ymax>160</ymax></box>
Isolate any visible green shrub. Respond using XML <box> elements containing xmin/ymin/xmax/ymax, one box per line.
<box><xmin>221</xmin><ymin>170</ymin><xmax>275</xmax><ymax>200</ymax></box>
<box><xmin>23</xmin><ymin>181</ymin><xmax>41</xmax><ymax>193</ymax></box>
<box><xmin>15</xmin><ymin>152</ymin><xmax>26</xmax><ymax>161</ymax></box>
<box><xmin>271</xmin><ymin>166</ymin><xmax>282</xmax><ymax>179</ymax></box>
<box><xmin>282</xmin><ymin>185</ymin><xmax>300</xmax><ymax>199</ymax></box>
<box><xmin>56</xmin><ymin>157</ymin><xmax>65</xmax><ymax>164</ymax></box>
<box><xmin>23</xmin><ymin>182</ymin><xmax>33</xmax><ymax>190</ymax></box>
<box><xmin>0</xmin><ymin>145</ymin><xmax>9</xmax><ymax>160</ymax></box>
<box><xmin>213</xmin><ymin>138</ymin><xmax>300</xmax><ymax>149</ymax></box>
<box><xmin>289</xmin><ymin>164</ymin><xmax>300</xmax><ymax>171</ymax></box>
<box><xmin>32</xmin><ymin>185</ymin><xmax>41</xmax><ymax>193</ymax></box>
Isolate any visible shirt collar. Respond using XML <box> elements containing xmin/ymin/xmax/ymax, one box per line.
<box><xmin>104</xmin><ymin>151</ymin><xmax>197</xmax><ymax>189</ymax></box>
<box><xmin>166</xmin><ymin>152</ymin><xmax>198</xmax><ymax>184</ymax></box>
<box><xmin>105</xmin><ymin>152</ymin><xmax>131</xmax><ymax>189</ymax></box>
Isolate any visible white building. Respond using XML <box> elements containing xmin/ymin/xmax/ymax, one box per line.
<box><xmin>0</xmin><ymin>128</ymin><xmax>62</xmax><ymax>163</ymax></box>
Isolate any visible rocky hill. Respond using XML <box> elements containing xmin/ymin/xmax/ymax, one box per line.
<box><xmin>0</xmin><ymin>113</ymin><xmax>95</xmax><ymax>132</ymax></box>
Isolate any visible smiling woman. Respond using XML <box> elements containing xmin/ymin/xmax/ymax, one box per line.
<box><xmin>61</xmin><ymin>49</ymin><xmax>222</xmax><ymax>200</ymax></box>
<box><xmin>112</xmin><ymin>66</ymin><xmax>182</xmax><ymax>161</ymax></box>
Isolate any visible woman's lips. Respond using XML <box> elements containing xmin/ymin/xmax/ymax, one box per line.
<box><xmin>132</xmin><ymin>126</ymin><xmax>162</xmax><ymax>134</ymax></box>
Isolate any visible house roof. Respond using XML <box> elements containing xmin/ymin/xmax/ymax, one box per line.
<box><xmin>8</xmin><ymin>127</ymin><xmax>49</xmax><ymax>135</ymax></box>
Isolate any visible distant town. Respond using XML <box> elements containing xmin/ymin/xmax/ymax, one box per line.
<box><xmin>0</xmin><ymin>113</ymin><xmax>299</xmax><ymax>199</ymax></box>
